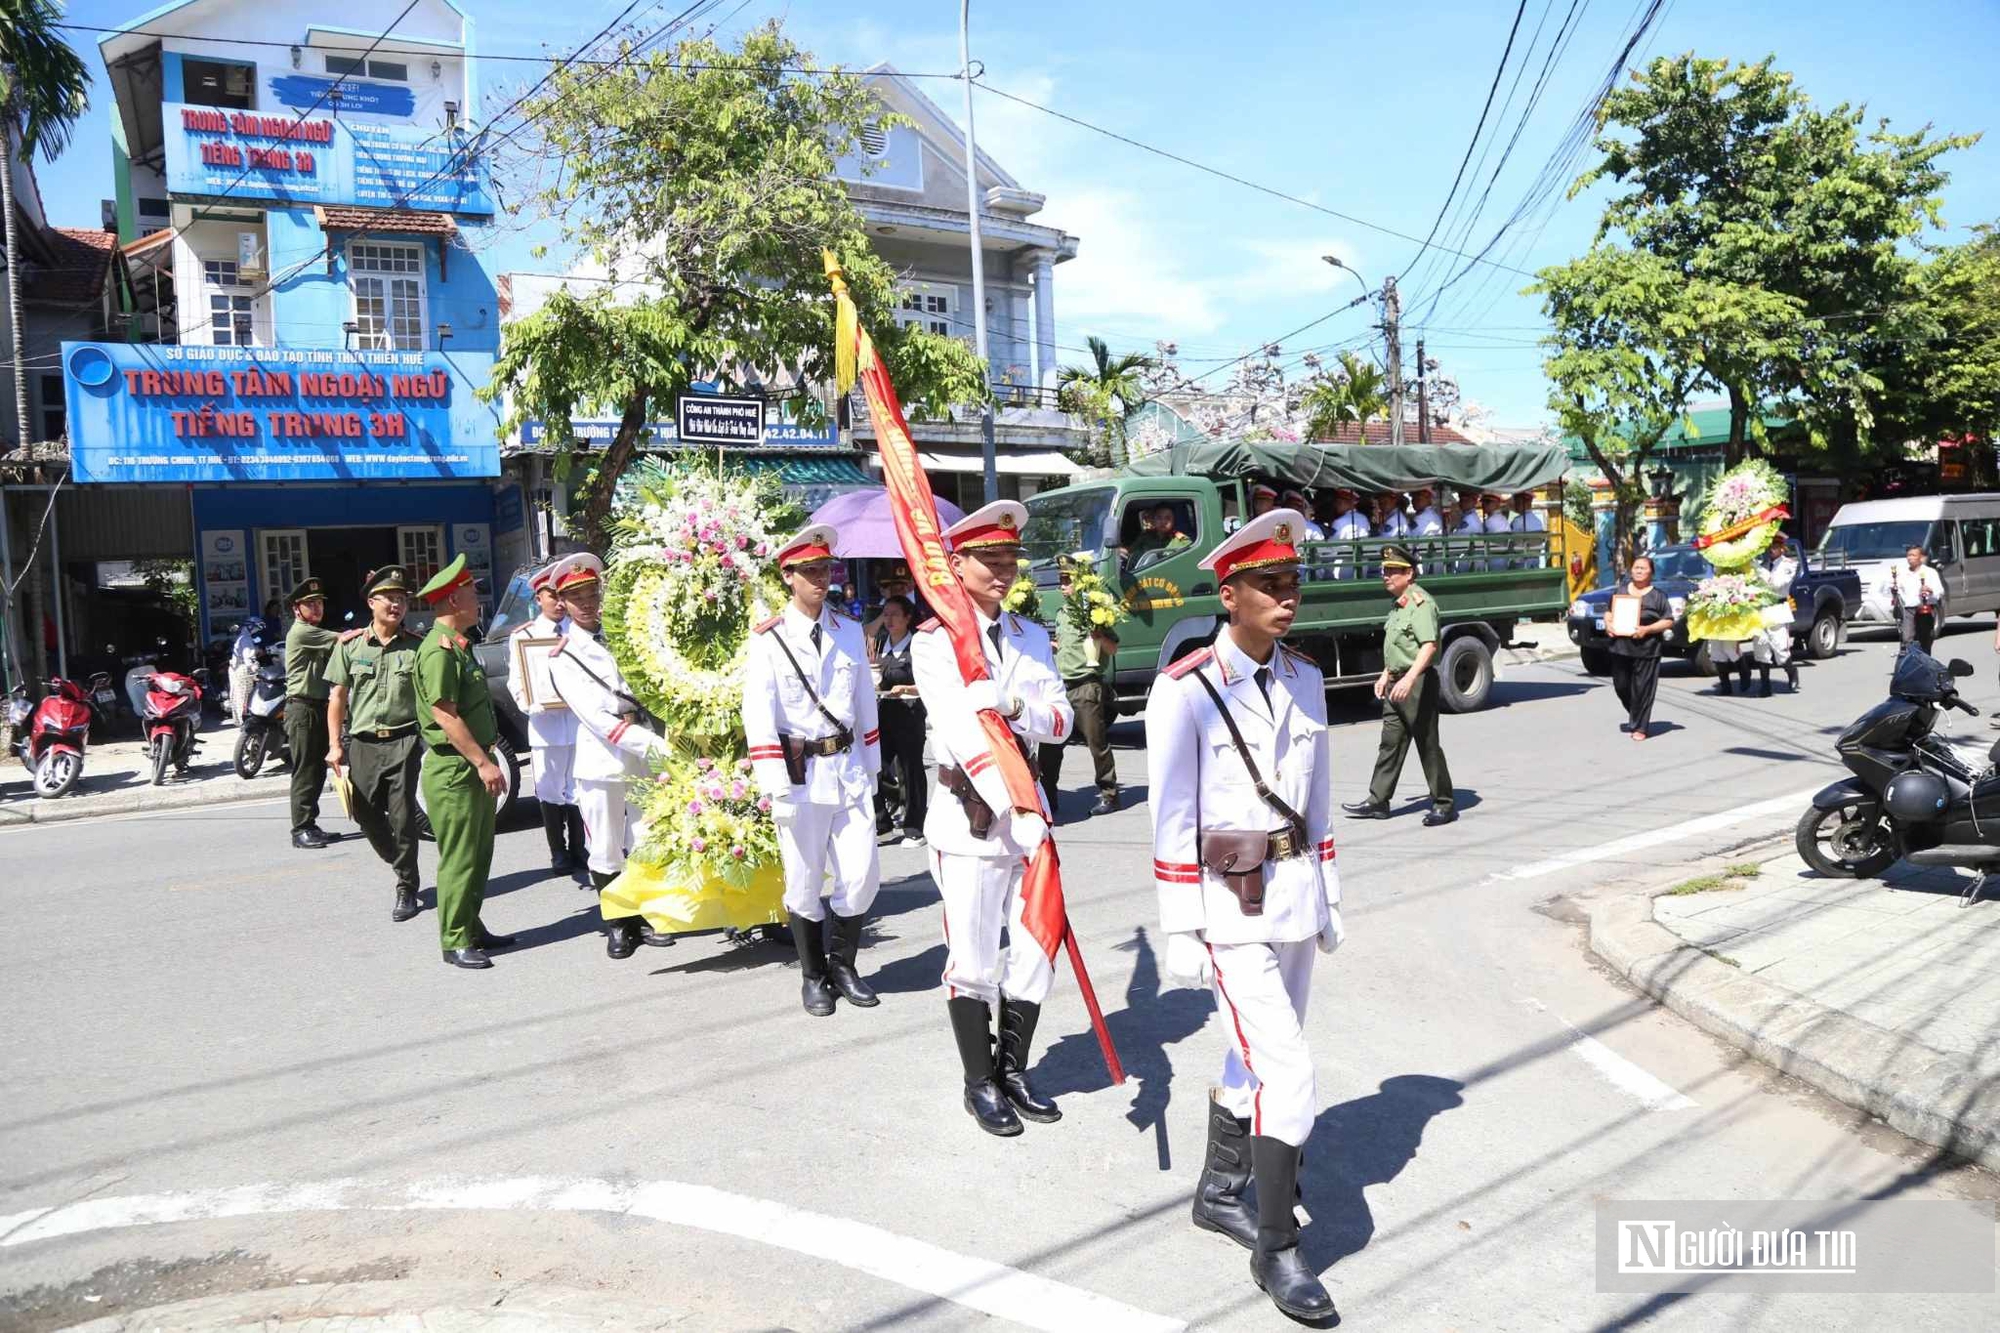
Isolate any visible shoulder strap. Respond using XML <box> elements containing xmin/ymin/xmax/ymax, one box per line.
<box><xmin>554</xmin><ymin>639</ymin><xmax>638</xmax><ymax>709</ymax></box>
<box><xmin>767</xmin><ymin>627</ymin><xmax>852</xmax><ymax>738</ymax></box>
<box><xmin>1190</xmin><ymin>667</ymin><xmax>1307</xmax><ymax>835</ymax></box>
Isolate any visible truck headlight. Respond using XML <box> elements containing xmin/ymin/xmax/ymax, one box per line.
<box><xmin>1668</xmin><ymin>596</ymin><xmax>1686</xmax><ymax>617</ymax></box>
<box><xmin>1569</xmin><ymin>599</ymin><xmax>1591</xmax><ymax>619</ymax></box>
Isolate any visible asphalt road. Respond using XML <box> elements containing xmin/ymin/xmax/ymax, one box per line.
<box><xmin>2</xmin><ymin>623</ymin><xmax>1997</xmax><ymax>1331</ymax></box>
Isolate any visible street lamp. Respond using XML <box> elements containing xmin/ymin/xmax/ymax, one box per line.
<box><xmin>1322</xmin><ymin>254</ymin><xmax>1370</xmax><ymax>296</ymax></box>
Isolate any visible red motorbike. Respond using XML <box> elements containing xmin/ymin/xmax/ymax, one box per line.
<box><xmin>8</xmin><ymin>672</ymin><xmax>113</xmax><ymax>798</ymax></box>
<box><xmin>142</xmin><ymin>668</ymin><xmax>206</xmax><ymax>786</ymax></box>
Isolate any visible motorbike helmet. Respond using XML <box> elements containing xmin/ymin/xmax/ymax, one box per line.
<box><xmin>1883</xmin><ymin>769</ymin><xmax>1950</xmax><ymax>822</ymax></box>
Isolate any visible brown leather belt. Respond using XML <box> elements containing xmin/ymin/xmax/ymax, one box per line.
<box><xmin>355</xmin><ymin>726</ymin><xmax>416</xmax><ymax>740</ymax></box>
<box><xmin>783</xmin><ymin>732</ymin><xmax>851</xmax><ymax>758</ymax></box>
<box><xmin>1198</xmin><ymin>823</ymin><xmax>1309</xmax><ymax>916</ymax></box>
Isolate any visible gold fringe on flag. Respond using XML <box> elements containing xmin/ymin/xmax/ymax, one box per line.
<box><xmin>822</xmin><ymin>249</ymin><xmax>858</xmax><ymax>395</ymax></box>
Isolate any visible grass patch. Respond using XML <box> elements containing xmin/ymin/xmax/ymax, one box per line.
<box><xmin>1724</xmin><ymin>862</ymin><xmax>1764</xmax><ymax>879</ymax></box>
<box><xmin>1700</xmin><ymin>947</ymin><xmax>1742</xmax><ymax>968</ymax></box>
<box><xmin>1666</xmin><ymin>874</ymin><xmax>1728</xmax><ymax>896</ymax></box>
<box><xmin>1665</xmin><ymin>864</ymin><xmax>1764</xmax><ymax>896</ymax></box>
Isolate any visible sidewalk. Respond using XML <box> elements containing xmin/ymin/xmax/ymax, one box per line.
<box><xmin>62</xmin><ymin>1280</ymin><xmax>690</xmax><ymax>1331</ymax></box>
<box><xmin>0</xmin><ymin>717</ymin><xmax>288</xmax><ymax>827</ymax></box>
<box><xmin>1591</xmin><ymin>843</ymin><xmax>2000</xmax><ymax>1171</ymax></box>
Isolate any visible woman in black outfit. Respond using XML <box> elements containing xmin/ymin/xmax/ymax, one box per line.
<box><xmin>872</xmin><ymin>596</ymin><xmax>928</xmax><ymax>845</ymax></box>
<box><xmin>1610</xmin><ymin>555</ymin><xmax>1675</xmax><ymax>740</ymax></box>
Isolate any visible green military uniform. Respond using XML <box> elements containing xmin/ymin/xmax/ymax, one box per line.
<box><xmin>415</xmin><ymin>555</ymin><xmax>499</xmax><ymax>953</ymax></box>
<box><xmin>1039</xmin><ymin>611</ymin><xmax>1118</xmax><ymax>812</ymax></box>
<box><xmin>326</xmin><ymin>567</ymin><xmax>424</xmax><ymax>900</ymax></box>
<box><xmin>1366</xmin><ymin>547</ymin><xmax>1455</xmax><ymax>815</ymax></box>
<box><xmin>1126</xmin><ymin>528</ymin><xmax>1192</xmax><ymax>567</ymax></box>
<box><xmin>283</xmin><ymin>578</ymin><xmax>341</xmax><ymax>841</ymax></box>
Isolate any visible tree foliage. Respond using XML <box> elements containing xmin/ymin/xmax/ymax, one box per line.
<box><xmin>1578</xmin><ymin>54</ymin><xmax>1978</xmax><ymax>463</ymax></box>
<box><xmin>1056</xmin><ymin>335</ymin><xmax>1155</xmax><ymax>467</ymax></box>
<box><xmin>1299</xmin><ymin>350</ymin><xmax>1386</xmax><ymax>442</ymax></box>
<box><xmin>0</xmin><ymin>0</ymin><xmax>92</xmax><ymax>161</ymax></box>
<box><xmin>485</xmin><ymin>21</ymin><xmax>989</xmax><ymax>549</ymax></box>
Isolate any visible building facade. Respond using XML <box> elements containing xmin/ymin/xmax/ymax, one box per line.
<box><xmin>57</xmin><ymin>0</ymin><xmax>508</xmax><ymax>654</ymax></box>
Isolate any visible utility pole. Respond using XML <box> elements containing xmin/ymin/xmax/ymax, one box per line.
<box><xmin>960</xmin><ymin>1</ymin><xmax>998</xmax><ymax>503</ymax></box>
<box><xmin>1383</xmin><ymin>275</ymin><xmax>1404</xmax><ymax>447</ymax></box>
<box><xmin>1415</xmin><ymin>336</ymin><xmax>1430</xmax><ymax>444</ymax></box>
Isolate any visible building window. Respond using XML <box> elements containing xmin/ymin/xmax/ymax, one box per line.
<box><xmin>325</xmin><ymin>54</ymin><xmax>409</xmax><ymax>82</ymax></box>
<box><xmin>137</xmin><ymin>197</ymin><xmax>170</xmax><ymax>221</ymax></box>
<box><xmin>894</xmin><ymin>283</ymin><xmax>956</xmax><ymax>338</ymax></box>
<box><xmin>348</xmin><ymin>242</ymin><xmax>427</xmax><ymax>350</ymax></box>
<box><xmin>203</xmin><ymin>259</ymin><xmax>256</xmax><ymax>346</ymax></box>
<box><xmin>858</xmin><ymin>121</ymin><xmax>888</xmax><ymax>156</ymax></box>
<box><xmin>184</xmin><ymin>59</ymin><xmax>255</xmax><ymax>109</ymax></box>
<box><xmin>37</xmin><ymin>374</ymin><xmax>65</xmax><ymax>442</ymax></box>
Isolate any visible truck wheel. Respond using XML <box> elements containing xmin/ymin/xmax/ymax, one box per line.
<box><xmin>1807</xmin><ymin>611</ymin><xmax>1841</xmax><ymax>660</ymax></box>
<box><xmin>1579</xmin><ymin>647</ymin><xmax>1614</xmax><ymax>677</ymax></box>
<box><xmin>494</xmin><ymin>736</ymin><xmax>521</xmax><ymax>818</ymax></box>
<box><xmin>1437</xmin><ymin>636</ymin><xmax>1494</xmax><ymax>713</ymax></box>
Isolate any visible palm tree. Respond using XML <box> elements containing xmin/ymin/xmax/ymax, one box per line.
<box><xmin>1301</xmin><ymin>350</ymin><xmax>1388</xmax><ymax>442</ymax></box>
<box><xmin>1058</xmin><ymin>335</ymin><xmax>1156</xmax><ymax>466</ymax></box>
<box><xmin>2</xmin><ymin>0</ymin><xmax>92</xmax><ymax>454</ymax></box>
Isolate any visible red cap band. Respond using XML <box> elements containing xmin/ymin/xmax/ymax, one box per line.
<box><xmin>949</xmin><ymin>523</ymin><xmax>1023</xmax><ymax>551</ymax></box>
<box><xmin>779</xmin><ymin>541</ymin><xmax>834</xmax><ymax>567</ymax></box>
<box><xmin>554</xmin><ymin>569</ymin><xmax>599</xmax><ymax>593</ymax></box>
<box><xmin>423</xmin><ymin>569</ymin><xmax>474</xmax><ymax>604</ymax></box>
<box><xmin>1213</xmin><ymin>537</ymin><xmax>1298</xmax><ymax>582</ymax></box>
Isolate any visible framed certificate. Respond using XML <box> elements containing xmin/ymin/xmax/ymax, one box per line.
<box><xmin>1608</xmin><ymin>593</ymin><xmax>1642</xmax><ymax>638</ymax></box>
<box><xmin>513</xmin><ymin>634</ymin><xmax>568</xmax><ymax>711</ymax></box>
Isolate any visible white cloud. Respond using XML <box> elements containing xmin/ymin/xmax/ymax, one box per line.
<box><xmin>1229</xmin><ymin>237</ymin><xmax>1372</xmax><ymax>299</ymax></box>
<box><xmin>1049</xmin><ymin>187</ymin><xmax>1226</xmax><ymax>336</ymax></box>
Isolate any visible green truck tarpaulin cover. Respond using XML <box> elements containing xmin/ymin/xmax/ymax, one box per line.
<box><xmin>1122</xmin><ymin>439</ymin><xmax>1571</xmax><ymax>492</ymax></box>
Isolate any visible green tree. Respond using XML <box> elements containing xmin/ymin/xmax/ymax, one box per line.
<box><xmin>1056</xmin><ymin>334</ymin><xmax>1155</xmax><ymax>467</ymax></box>
<box><xmin>1579</xmin><ymin>55</ymin><xmax>1976</xmax><ymax>463</ymax></box>
<box><xmin>1532</xmin><ymin>245</ymin><xmax>1702</xmax><ymax>570</ymax></box>
<box><xmin>485</xmin><ymin>22</ymin><xmax>989</xmax><ymax>550</ymax></box>
<box><xmin>1299</xmin><ymin>350</ymin><xmax>1386</xmax><ymax>442</ymax></box>
<box><xmin>1869</xmin><ymin>224</ymin><xmax>2000</xmax><ymax>453</ymax></box>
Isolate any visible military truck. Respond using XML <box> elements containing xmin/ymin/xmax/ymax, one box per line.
<box><xmin>1018</xmin><ymin>440</ymin><xmax>1574</xmax><ymax>714</ymax></box>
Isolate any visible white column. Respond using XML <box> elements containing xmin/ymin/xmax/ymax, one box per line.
<box><xmin>1031</xmin><ymin>250</ymin><xmax>1057</xmax><ymax>390</ymax></box>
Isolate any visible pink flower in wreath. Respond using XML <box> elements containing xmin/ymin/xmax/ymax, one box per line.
<box><xmin>730</xmin><ymin>781</ymin><xmax>745</xmax><ymax>800</ymax></box>
<box><xmin>729</xmin><ymin>845</ymin><xmax>746</xmax><ymax>860</ymax></box>
<box><xmin>687</xmin><ymin>799</ymin><xmax>704</xmax><ymax>816</ymax></box>
<box><xmin>690</xmin><ymin>836</ymin><xmax>708</xmax><ymax>853</ymax></box>
<box><xmin>757</xmin><ymin>796</ymin><xmax>772</xmax><ymax>813</ymax></box>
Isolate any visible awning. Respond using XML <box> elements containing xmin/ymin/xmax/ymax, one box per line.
<box><xmin>737</xmin><ymin>456</ymin><xmax>875</xmax><ymax>488</ymax></box>
<box><xmin>314</xmin><ymin>205</ymin><xmax>459</xmax><ymax>238</ymax></box>
<box><xmin>917</xmin><ymin>450</ymin><xmax>1080</xmax><ymax>477</ymax></box>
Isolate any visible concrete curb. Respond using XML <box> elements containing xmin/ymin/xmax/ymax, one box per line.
<box><xmin>0</xmin><ymin>773</ymin><xmax>287</xmax><ymax>828</ymax></box>
<box><xmin>1588</xmin><ymin>852</ymin><xmax>2000</xmax><ymax>1173</ymax></box>
<box><xmin>59</xmin><ymin>1278</ymin><xmax>686</xmax><ymax>1330</ymax></box>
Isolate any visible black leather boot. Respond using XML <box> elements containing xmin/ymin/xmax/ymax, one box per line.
<box><xmin>996</xmin><ymin>999</ymin><xmax>1060</xmax><ymax>1122</ymax></box>
<box><xmin>1785</xmin><ymin>661</ymin><xmax>1800</xmax><ymax>691</ymax></box>
<box><xmin>594</xmin><ymin>872</ymin><xmax>639</xmax><ymax>960</ymax></box>
<box><xmin>1248</xmin><ymin>1136</ymin><xmax>1335</xmax><ymax>1321</ymax></box>
<box><xmin>1738</xmin><ymin>660</ymin><xmax>1753</xmax><ymax>694</ymax></box>
<box><xmin>948</xmin><ymin>997</ymin><xmax>1022</xmax><ymax>1137</ymax></box>
<box><xmin>1759</xmin><ymin>664</ymin><xmax>1773</xmax><ymax>697</ymax></box>
<box><xmin>791</xmin><ymin>913</ymin><xmax>837</xmax><ymax>1017</ymax></box>
<box><xmin>826</xmin><ymin>914</ymin><xmax>880</xmax><ymax>1007</ymax></box>
<box><xmin>565</xmin><ymin>806</ymin><xmax>590</xmax><ymax>883</ymax></box>
<box><xmin>1714</xmin><ymin>668</ymin><xmax>1734</xmax><ymax>695</ymax></box>
<box><xmin>391</xmin><ymin>884</ymin><xmax>419</xmax><ymax>922</ymax></box>
<box><xmin>637</xmin><ymin>920</ymin><xmax>677</xmax><ymax>948</ymax></box>
<box><xmin>540</xmin><ymin>804</ymin><xmax>568</xmax><ymax>873</ymax></box>
<box><xmin>1191</xmin><ymin>1092</ymin><xmax>1257</xmax><ymax>1249</ymax></box>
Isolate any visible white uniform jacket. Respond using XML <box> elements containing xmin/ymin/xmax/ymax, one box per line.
<box><xmin>1509</xmin><ymin>510</ymin><xmax>1548</xmax><ymax>534</ymax></box>
<box><xmin>1412</xmin><ymin>507</ymin><xmax>1444</xmax><ymax>536</ymax></box>
<box><xmin>509</xmin><ymin>614</ymin><xmax>578</xmax><ymax>751</ymax></box>
<box><xmin>1483</xmin><ymin>512</ymin><xmax>1513</xmax><ymax>535</ymax></box>
<box><xmin>1329</xmin><ymin>512</ymin><xmax>1372</xmax><ymax>541</ymax></box>
<box><xmin>1145</xmin><ymin>632</ymin><xmax>1339</xmax><ymax>947</ymax></box>
<box><xmin>1378</xmin><ymin>511</ymin><xmax>1411</xmax><ymax>538</ymax></box>
<box><xmin>1761</xmin><ymin>555</ymin><xmax>1797</xmax><ymax>598</ymax></box>
<box><xmin>546</xmin><ymin>630</ymin><xmax>663</xmax><ymax>783</ymax></box>
<box><xmin>743</xmin><ymin>605</ymin><xmax>881</xmax><ymax>805</ymax></box>
<box><xmin>913</xmin><ymin>609</ymin><xmax>1073</xmax><ymax>859</ymax></box>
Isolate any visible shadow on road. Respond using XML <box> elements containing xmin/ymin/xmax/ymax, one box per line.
<box><xmin>863</xmin><ymin>942</ymin><xmax>948</xmax><ymax>995</ymax></box>
<box><xmin>1486</xmin><ymin>680</ymin><xmax>1596</xmax><ymax>707</ymax></box>
<box><xmin>1304</xmin><ymin>1074</ymin><xmax>1466</xmax><ymax>1272</ymax></box>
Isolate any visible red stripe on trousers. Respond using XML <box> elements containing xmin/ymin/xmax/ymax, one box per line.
<box><xmin>1205</xmin><ymin>941</ymin><xmax>1261</xmax><ymax>1135</ymax></box>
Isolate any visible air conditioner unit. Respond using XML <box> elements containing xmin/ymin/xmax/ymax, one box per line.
<box><xmin>237</xmin><ymin>231</ymin><xmax>265</xmax><ymax>278</ymax></box>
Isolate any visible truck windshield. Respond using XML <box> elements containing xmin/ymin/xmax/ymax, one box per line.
<box><xmin>1023</xmin><ymin>487</ymin><xmax>1114</xmax><ymax>567</ymax></box>
<box><xmin>487</xmin><ymin>572</ymin><xmax>536</xmax><ymax>637</ymax></box>
<box><xmin>1818</xmin><ymin>520</ymin><xmax>1934</xmax><ymax>562</ymax></box>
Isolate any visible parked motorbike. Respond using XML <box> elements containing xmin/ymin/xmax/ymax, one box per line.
<box><xmin>234</xmin><ymin>644</ymin><xmax>291</xmax><ymax>779</ymax></box>
<box><xmin>8</xmin><ymin>672</ymin><xmax>114</xmax><ymax>798</ymax></box>
<box><xmin>142</xmin><ymin>667</ymin><xmax>206</xmax><ymax>786</ymax></box>
<box><xmin>1797</xmin><ymin>645</ymin><xmax>2000</xmax><ymax>905</ymax></box>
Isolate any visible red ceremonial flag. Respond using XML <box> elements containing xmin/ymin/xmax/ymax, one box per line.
<box><xmin>825</xmin><ymin>253</ymin><xmax>1122</xmax><ymax>1083</ymax></box>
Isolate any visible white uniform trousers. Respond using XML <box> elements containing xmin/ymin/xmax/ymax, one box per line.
<box><xmin>780</xmin><ymin>799</ymin><xmax>882</xmax><ymax>921</ymax></box>
<box><xmin>1708</xmin><ymin>639</ymin><xmax>1745</xmax><ymax>664</ymax></box>
<box><xmin>1206</xmin><ymin>937</ymin><xmax>1319</xmax><ymax>1147</ymax></box>
<box><xmin>575</xmin><ymin>777</ymin><xmax>636</xmax><ymax>875</ymax></box>
<box><xmin>930</xmin><ymin>848</ymin><xmax>1055</xmax><ymax>1007</ymax></box>
<box><xmin>529</xmin><ymin>742</ymin><xmax>575</xmax><ymax>807</ymax></box>
<box><xmin>1751</xmin><ymin>628</ymin><xmax>1791</xmax><ymax>666</ymax></box>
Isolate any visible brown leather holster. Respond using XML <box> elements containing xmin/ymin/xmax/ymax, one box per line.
<box><xmin>780</xmin><ymin>730</ymin><xmax>852</xmax><ymax>785</ymax></box>
<box><xmin>938</xmin><ymin>764</ymin><xmax>995</xmax><ymax>839</ymax></box>
<box><xmin>1197</xmin><ymin>823</ymin><xmax>1309</xmax><ymax>917</ymax></box>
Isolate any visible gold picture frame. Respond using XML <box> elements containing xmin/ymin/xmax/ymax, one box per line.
<box><xmin>1608</xmin><ymin>593</ymin><xmax>1642</xmax><ymax>638</ymax></box>
<box><xmin>513</xmin><ymin>634</ymin><xmax>569</xmax><ymax>711</ymax></box>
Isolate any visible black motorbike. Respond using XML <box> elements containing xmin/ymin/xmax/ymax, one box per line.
<box><xmin>1797</xmin><ymin>645</ymin><xmax>2000</xmax><ymax>905</ymax></box>
<box><xmin>233</xmin><ymin>644</ymin><xmax>292</xmax><ymax>779</ymax></box>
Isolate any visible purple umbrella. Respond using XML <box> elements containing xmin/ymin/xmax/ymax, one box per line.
<box><xmin>807</xmin><ymin>488</ymin><xmax>967</xmax><ymax>558</ymax></box>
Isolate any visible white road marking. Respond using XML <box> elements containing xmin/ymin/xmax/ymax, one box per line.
<box><xmin>0</xmin><ymin>796</ymin><xmax>287</xmax><ymax>834</ymax></box>
<box><xmin>0</xmin><ymin>1176</ymin><xmax>1185</xmax><ymax>1333</ymax></box>
<box><xmin>1523</xmin><ymin>998</ymin><xmax>1698</xmax><ymax>1111</ymax></box>
<box><xmin>1493</xmin><ymin>788</ymin><xmax>1822</xmax><ymax>881</ymax></box>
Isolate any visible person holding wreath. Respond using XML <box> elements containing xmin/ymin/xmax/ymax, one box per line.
<box><xmin>1607</xmin><ymin>555</ymin><xmax>1675</xmax><ymax>740</ymax></box>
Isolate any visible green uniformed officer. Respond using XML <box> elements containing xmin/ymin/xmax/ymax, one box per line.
<box><xmin>284</xmin><ymin>578</ymin><xmax>361</xmax><ymax>849</ymax></box>
<box><xmin>1038</xmin><ymin>561</ymin><xmax>1120</xmax><ymax>818</ymax></box>
<box><xmin>1343</xmin><ymin>543</ymin><xmax>1458</xmax><ymax>826</ymax></box>
<box><xmin>415</xmin><ymin>554</ymin><xmax>512</xmax><ymax>970</ymax></box>
<box><xmin>326</xmin><ymin>566</ymin><xmax>426</xmax><ymax>924</ymax></box>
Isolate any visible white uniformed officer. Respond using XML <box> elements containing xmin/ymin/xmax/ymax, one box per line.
<box><xmin>1146</xmin><ymin>507</ymin><xmax>1342</xmax><ymax>1324</ymax></box>
<box><xmin>510</xmin><ymin>563</ymin><xmax>585</xmax><ymax>882</ymax></box>
<box><xmin>1326</xmin><ymin>488</ymin><xmax>1371</xmax><ymax>581</ymax></box>
<box><xmin>744</xmin><ymin>523</ymin><xmax>884</xmax><ymax>1017</ymax></box>
<box><xmin>913</xmin><ymin>499</ymin><xmax>1075</xmax><ymax>1138</ymax></box>
<box><xmin>1410</xmin><ymin>485</ymin><xmax>1445</xmax><ymax>536</ymax></box>
<box><xmin>1751</xmin><ymin>539</ymin><xmax>1800</xmax><ymax>696</ymax></box>
<box><xmin>543</xmin><ymin>553</ymin><xmax>677</xmax><ymax>960</ymax></box>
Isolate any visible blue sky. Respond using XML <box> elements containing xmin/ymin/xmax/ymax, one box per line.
<box><xmin>33</xmin><ymin>0</ymin><xmax>2000</xmax><ymax>427</ymax></box>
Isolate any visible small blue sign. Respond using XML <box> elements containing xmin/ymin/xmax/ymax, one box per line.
<box><xmin>163</xmin><ymin>100</ymin><xmax>493</xmax><ymax>215</ymax></box>
<box><xmin>269</xmin><ymin>74</ymin><xmax>417</xmax><ymax>119</ymax></box>
<box><xmin>63</xmin><ymin>342</ymin><xmax>502</xmax><ymax>484</ymax></box>
<box><xmin>494</xmin><ymin>484</ymin><xmax>524</xmax><ymax>535</ymax></box>
<box><xmin>519</xmin><ymin>418</ymin><xmax>839</xmax><ymax>448</ymax></box>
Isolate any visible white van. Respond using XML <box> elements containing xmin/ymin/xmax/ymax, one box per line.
<box><xmin>1818</xmin><ymin>494</ymin><xmax>2000</xmax><ymax>624</ymax></box>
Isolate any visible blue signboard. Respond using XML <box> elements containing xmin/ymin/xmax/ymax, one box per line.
<box><xmin>162</xmin><ymin>101</ymin><xmax>494</xmax><ymax>216</ymax></box>
<box><xmin>519</xmin><ymin>419</ymin><xmax>839</xmax><ymax>448</ymax></box>
<box><xmin>63</xmin><ymin>342</ymin><xmax>501</xmax><ymax>484</ymax></box>
<box><xmin>269</xmin><ymin>75</ymin><xmax>418</xmax><ymax>119</ymax></box>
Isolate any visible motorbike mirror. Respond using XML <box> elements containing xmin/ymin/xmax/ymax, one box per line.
<box><xmin>1951</xmin><ymin>659</ymin><xmax>1976</xmax><ymax>678</ymax></box>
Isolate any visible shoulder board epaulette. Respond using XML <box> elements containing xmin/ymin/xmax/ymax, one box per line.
<box><xmin>1164</xmin><ymin>646</ymin><xmax>1213</xmax><ymax>680</ymax></box>
<box><xmin>753</xmin><ymin>615</ymin><xmax>782</xmax><ymax>634</ymax></box>
<box><xmin>1280</xmin><ymin>643</ymin><xmax>1314</xmax><ymax>664</ymax></box>
<box><xmin>1007</xmin><ymin>613</ymin><xmax>1023</xmax><ymax>634</ymax></box>
<box><xmin>918</xmin><ymin>617</ymin><xmax>943</xmax><ymax>633</ymax></box>
<box><xmin>453</xmin><ymin>635</ymin><xmax>469</xmax><ymax>651</ymax></box>
<box><xmin>833</xmin><ymin>609</ymin><xmax>858</xmax><ymax>624</ymax></box>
